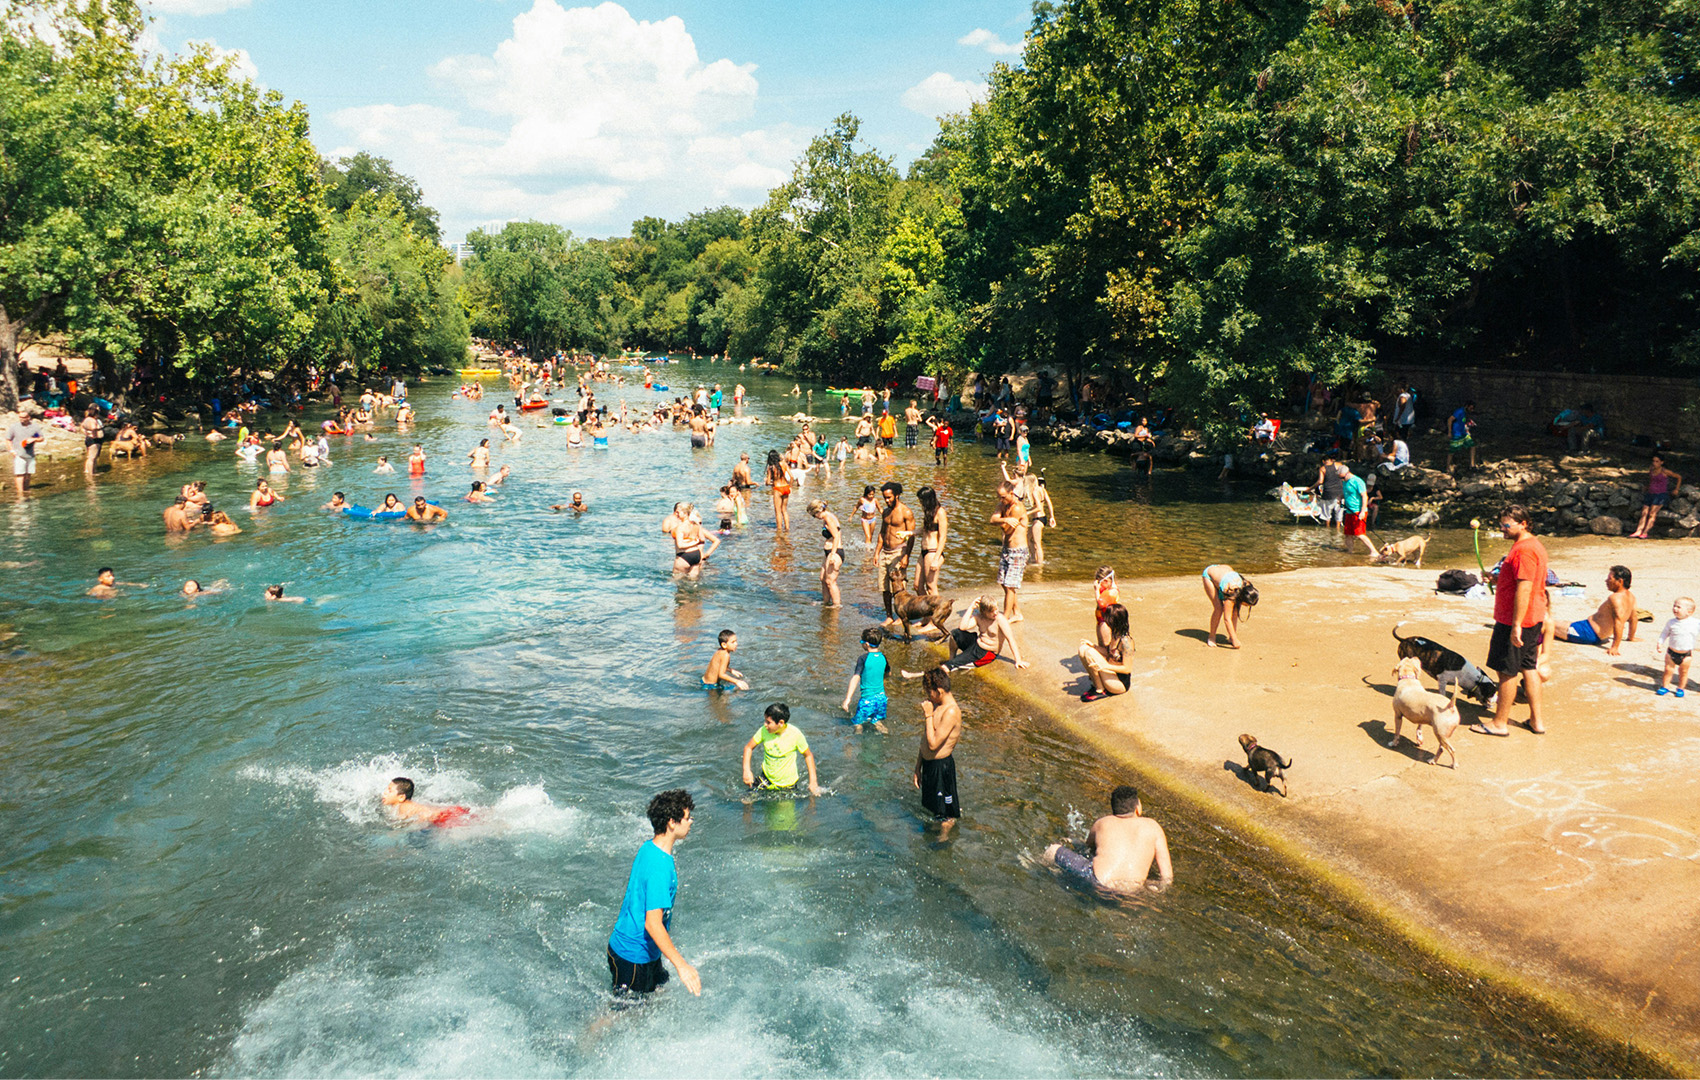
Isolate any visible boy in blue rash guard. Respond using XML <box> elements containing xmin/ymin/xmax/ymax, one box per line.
<box><xmin>841</xmin><ymin>628</ymin><xmax>891</xmax><ymax>734</ymax></box>
<box><xmin>607</xmin><ymin>789</ymin><xmax>701</xmax><ymax>997</ymax></box>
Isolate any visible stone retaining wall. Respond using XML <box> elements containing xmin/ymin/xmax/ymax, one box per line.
<box><xmin>1377</xmin><ymin>365</ymin><xmax>1698</xmax><ymax>447</ymax></box>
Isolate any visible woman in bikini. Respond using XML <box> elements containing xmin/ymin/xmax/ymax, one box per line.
<box><xmin>914</xmin><ymin>486</ymin><xmax>948</xmax><ymax>596</ymax></box>
<box><xmin>80</xmin><ymin>406</ymin><xmax>104</xmax><ymax>476</ymax></box>
<box><xmin>672</xmin><ymin>502</ymin><xmax>719</xmax><ymax>578</ymax></box>
<box><xmin>808</xmin><ymin>500</ymin><xmax>845</xmax><ymax>607</ymax></box>
<box><xmin>1201</xmin><ymin>563</ymin><xmax>1259</xmax><ymax>649</ymax></box>
<box><xmin>766</xmin><ymin>450</ymin><xmax>792</xmax><ymax>531</ymax></box>
<box><xmin>858</xmin><ymin>486</ymin><xmax>879</xmax><ymax>546</ymax></box>
<box><xmin>249</xmin><ymin>479</ymin><xmax>281</xmax><ymax>509</ymax></box>
<box><xmin>265</xmin><ymin>446</ymin><xmax>290</xmax><ymax>474</ymax></box>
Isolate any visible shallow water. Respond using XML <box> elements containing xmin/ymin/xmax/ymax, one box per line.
<box><xmin>0</xmin><ymin>366</ymin><xmax>1643</xmax><ymax>1077</ymax></box>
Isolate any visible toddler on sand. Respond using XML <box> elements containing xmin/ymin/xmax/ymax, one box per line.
<box><xmin>1656</xmin><ymin>597</ymin><xmax>1697</xmax><ymax>697</ymax></box>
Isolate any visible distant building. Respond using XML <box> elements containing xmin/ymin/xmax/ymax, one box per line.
<box><xmin>446</xmin><ymin>241</ymin><xmax>474</xmax><ymax>265</ymax></box>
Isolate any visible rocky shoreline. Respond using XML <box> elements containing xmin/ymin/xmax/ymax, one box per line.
<box><xmin>1033</xmin><ymin>419</ymin><xmax>1698</xmax><ymax>538</ymax></box>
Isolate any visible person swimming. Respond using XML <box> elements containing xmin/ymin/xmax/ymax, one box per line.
<box><xmin>382</xmin><ymin>777</ymin><xmax>472</xmax><ymax>828</ymax></box>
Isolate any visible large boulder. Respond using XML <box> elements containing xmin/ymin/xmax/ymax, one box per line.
<box><xmin>1376</xmin><ymin>466</ymin><xmax>1456</xmax><ymax>495</ymax></box>
<box><xmin>1588</xmin><ymin>515</ymin><xmax>1624</xmax><ymax>536</ymax></box>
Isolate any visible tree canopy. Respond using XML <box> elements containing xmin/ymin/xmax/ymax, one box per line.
<box><xmin>0</xmin><ymin>0</ymin><xmax>465</xmax><ymax>411</ymax></box>
<box><xmin>8</xmin><ymin>0</ymin><xmax>1698</xmax><ymax>430</ymax></box>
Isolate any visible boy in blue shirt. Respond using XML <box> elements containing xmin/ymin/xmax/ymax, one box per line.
<box><xmin>607</xmin><ymin>789</ymin><xmax>701</xmax><ymax>997</ymax></box>
<box><xmin>842</xmin><ymin>628</ymin><xmax>890</xmax><ymax>734</ymax></box>
<box><xmin>1446</xmin><ymin>401</ymin><xmax>1477</xmax><ymax>474</ymax></box>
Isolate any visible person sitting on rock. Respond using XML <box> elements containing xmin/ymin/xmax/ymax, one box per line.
<box><xmin>1378</xmin><ymin>438</ymin><xmax>1411</xmax><ymax>473</ymax></box>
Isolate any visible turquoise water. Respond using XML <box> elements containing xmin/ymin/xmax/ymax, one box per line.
<box><xmin>0</xmin><ymin>367</ymin><xmax>1641</xmax><ymax>1077</ymax></box>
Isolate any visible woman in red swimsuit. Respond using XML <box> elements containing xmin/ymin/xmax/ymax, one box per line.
<box><xmin>249</xmin><ymin>479</ymin><xmax>280</xmax><ymax>509</ymax></box>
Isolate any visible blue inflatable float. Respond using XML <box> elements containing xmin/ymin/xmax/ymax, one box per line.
<box><xmin>344</xmin><ymin>501</ymin><xmax>438</xmax><ymax>521</ymax></box>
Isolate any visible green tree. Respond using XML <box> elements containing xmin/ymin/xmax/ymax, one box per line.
<box><xmin>322</xmin><ymin>152</ymin><xmax>442</xmax><ymax>243</ymax></box>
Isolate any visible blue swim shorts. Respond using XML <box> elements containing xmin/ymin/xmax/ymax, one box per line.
<box><xmin>1567</xmin><ymin>620</ymin><xmax>1602</xmax><ymax>646</ymax></box>
<box><xmin>853</xmin><ymin>694</ymin><xmax>888</xmax><ymax>726</ymax></box>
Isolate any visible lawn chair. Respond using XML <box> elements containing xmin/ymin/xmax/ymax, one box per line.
<box><xmin>1277</xmin><ymin>482</ymin><xmax>1325</xmax><ymax>522</ymax></box>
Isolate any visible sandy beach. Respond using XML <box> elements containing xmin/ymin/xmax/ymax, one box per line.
<box><xmin>985</xmin><ymin>535</ymin><xmax>1700</xmax><ymax>1074</ymax></box>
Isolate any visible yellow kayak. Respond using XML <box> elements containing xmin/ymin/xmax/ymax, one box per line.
<box><xmin>458</xmin><ymin>368</ymin><xmax>503</xmax><ymax>377</ymax></box>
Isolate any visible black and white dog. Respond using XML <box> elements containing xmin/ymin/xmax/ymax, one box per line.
<box><xmin>1391</xmin><ymin>624</ymin><xmax>1499</xmax><ymax>707</ymax></box>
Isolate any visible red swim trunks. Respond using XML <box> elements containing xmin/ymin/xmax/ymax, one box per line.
<box><xmin>1343</xmin><ymin>511</ymin><xmax>1367</xmax><ymax>537</ymax></box>
<box><xmin>430</xmin><ymin>805</ymin><xmax>472</xmax><ymax>828</ymax></box>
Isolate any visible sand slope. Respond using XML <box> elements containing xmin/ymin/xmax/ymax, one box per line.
<box><xmin>989</xmin><ymin>535</ymin><xmax>1700</xmax><ymax>1072</ymax></box>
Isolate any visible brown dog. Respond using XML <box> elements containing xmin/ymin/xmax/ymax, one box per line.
<box><xmin>1375</xmin><ymin>535</ymin><xmax>1428</xmax><ymax>568</ymax></box>
<box><xmin>883</xmin><ymin>565</ymin><xmax>954</xmax><ymax>642</ymax></box>
<box><xmin>1389</xmin><ymin>656</ymin><xmax>1460</xmax><ymax>767</ymax></box>
<box><xmin>1237</xmin><ymin>733</ymin><xmax>1291</xmax><ymax>796</ymax></box>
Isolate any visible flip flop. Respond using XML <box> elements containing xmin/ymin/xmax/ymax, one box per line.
<box><xmin>1468</xmin><ymin>722</ymin><xmax>1510</xmax><ymax>737</ymax></box>
<box><xmin>1080</xmin><ymin>691</ymin><xmax>1108</xmax><ymax>703</ymax></box>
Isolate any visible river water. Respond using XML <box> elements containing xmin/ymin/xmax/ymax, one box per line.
<box><xmin>0</xmin><ymin>365</ymin><xmax>1641</xmax><ymax>1077</ymax></box>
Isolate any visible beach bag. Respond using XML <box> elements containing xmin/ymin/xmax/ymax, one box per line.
<box><xmin>1436</xmin><ymin>569</ymin><xmax>1478</xmax><ymax>594</ymax></box>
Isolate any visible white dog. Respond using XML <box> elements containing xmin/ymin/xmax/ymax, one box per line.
<box><xmin>1389</xmin><ymin>656</ymin><xmax>1461</xmax><ymax>768</ymax></box>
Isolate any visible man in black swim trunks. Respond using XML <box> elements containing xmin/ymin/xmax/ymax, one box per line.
<box><xmin>914</xmin><ymin>667</ymin><xmax>962</xmax><ymax>835</ymax></box>
<box><xmin>607</xmin><ymin>789</ymin><xmax>701</xmax><ymax>997</ymax></box>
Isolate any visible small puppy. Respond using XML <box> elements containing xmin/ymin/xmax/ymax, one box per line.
<box><xmin>1237</xmin><ymin>733</ymin><xmax>1292</xmax><ymax>796</ymax></box>
<box><xmin>1389</xmin><ymin>656</ymin><xmax>1460</xmax><ymax>768</ymax></box>
<box><xmin>883</xmin><ymin>565</ymin><xmax>954</xmax><ymax>642</ymax></box>
<box><xmin>1376</xmin><ymin>535</ymin><xmax>1428</xmax><ymax>568</ymax></box>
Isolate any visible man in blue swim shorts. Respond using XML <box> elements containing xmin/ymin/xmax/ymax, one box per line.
<box><xmin>841</xmin><ymin>628</ymin><xmax>890</xmax><ymax>734</ymax></box>
<box><xmin>1554</xmin><ymin>565</ymin><xmax>1636</xmax><ymax>656</ymax></box>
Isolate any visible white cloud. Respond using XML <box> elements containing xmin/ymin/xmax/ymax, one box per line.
<box><xmin>332</xmin><ymin>0</ymin><xmax>801</xmax><ymax>239</ymax></box>
<box><xmin>900</xmin><ymin>72</ymin><xmax>986</xmax><ymax>118</ymax></box>
<box><xmin>192</xmin><ymin>39</ymin><xmax>259</xmax><ymax>84</ymax></box>
<box><xmin>148</xmin><ymin>0</ymin><xmax>252</xmax><ymax>15</ymax></box>
<box><xmin>958</xmin><ymin>28</ymin><xmax>1022</xmax><ymax>56</ymax></box>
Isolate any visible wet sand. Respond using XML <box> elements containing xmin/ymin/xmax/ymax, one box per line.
<box><xmin>981</xmin><ymin>535</ymin><xmax>1700</xmax><ymax>1074</ymax></box>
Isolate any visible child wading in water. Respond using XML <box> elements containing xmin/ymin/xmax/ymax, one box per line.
<box><xmin>702</xmin><ymin>629</ymin><xmax>751</xmax><ymax>691</ymax></box>
<box><xmin>841</xmin><ymin>628</ymin><xmax>890</xmax><ymax>733</ymax></box>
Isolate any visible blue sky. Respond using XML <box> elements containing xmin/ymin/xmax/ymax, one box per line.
<box><xmin>146</xmin><ymin>0</ymin><xmax>1032</xmax><ymax>242</ymax></box>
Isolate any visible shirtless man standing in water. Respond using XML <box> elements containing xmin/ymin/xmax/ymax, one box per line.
<box><xmin>990</xmin><ymin>481</ymin><xmax>1031</xmax><ymax>621</ymax></box>
<box><xmin>877</xmin><ymin>482</ymin><xmax>916</xmax><ymax>625</ymax></box>
<box><xmin>913</xmin><ymin>667</ymin><xmax>962</xmax><ymax>835</ymax></box>
<box><xmin>1045</xmin><ymin>785</ymin><xmax>1173</xmax><ymax>891</ymax></box>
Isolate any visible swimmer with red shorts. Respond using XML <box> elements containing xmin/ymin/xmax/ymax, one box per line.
<box><xmin>382</xmin><ymin>777</ymin><xmax>471</xmax><ymax>828</ymax></box>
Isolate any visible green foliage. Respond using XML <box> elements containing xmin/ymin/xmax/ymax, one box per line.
<box><xmin>462</xmin><ymin>221</ymin><xmax>621</xmax><ymax>355</ymax></box>
<box><xmin>0</xmin><ymin>0</ymin><xmax>466</xmax><ymax>410</ymax></box>
<box><xmin>12</xmin><ymin>0</ymin><xmax>1699</xmax><ymax>425</ymax></box>
<box><xmin>322</xmin><ymin>152</ymin><xmax>441</xmax><ymax>243</ymax></box>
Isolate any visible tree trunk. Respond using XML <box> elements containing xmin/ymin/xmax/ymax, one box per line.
<box><xmin>0</xmin><ymin>310</ymin><xmax>19</xmax><ymax>414</ymax></box>
<box><xmin>0</xmin><ymin>297</ymin><xmax>55</xmax><ymax>413</ymax></box>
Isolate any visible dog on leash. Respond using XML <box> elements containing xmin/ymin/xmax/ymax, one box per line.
<box><xmin>883</xmin><ymin>565</ymin><xmax>954</xmax><ymax>642</ymax></box>
<box><xmin>1392</xmin><ymin>624</ymin><xmax>1498</xmax><ymax>707</ymax></box>
<box><xmin>1389</xmin><ymin>657</ymin><xmax>1460</xmax><ymax>767</ymax></box>
<box><xmin>1237</xmin><ymin>734</ymin><xmax>1292</xmax><ymax>796</ymax></box>
<box><xmin>1375</xmin><ymin>535</ymin><xmax>1429</xmax><ymax>568</ymax></box>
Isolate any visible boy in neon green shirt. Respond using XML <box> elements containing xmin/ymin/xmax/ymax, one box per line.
<box><xmin>741</xmin><ymin>702</ymin><xmax>823</xmax><ymax>795</ymax></box>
